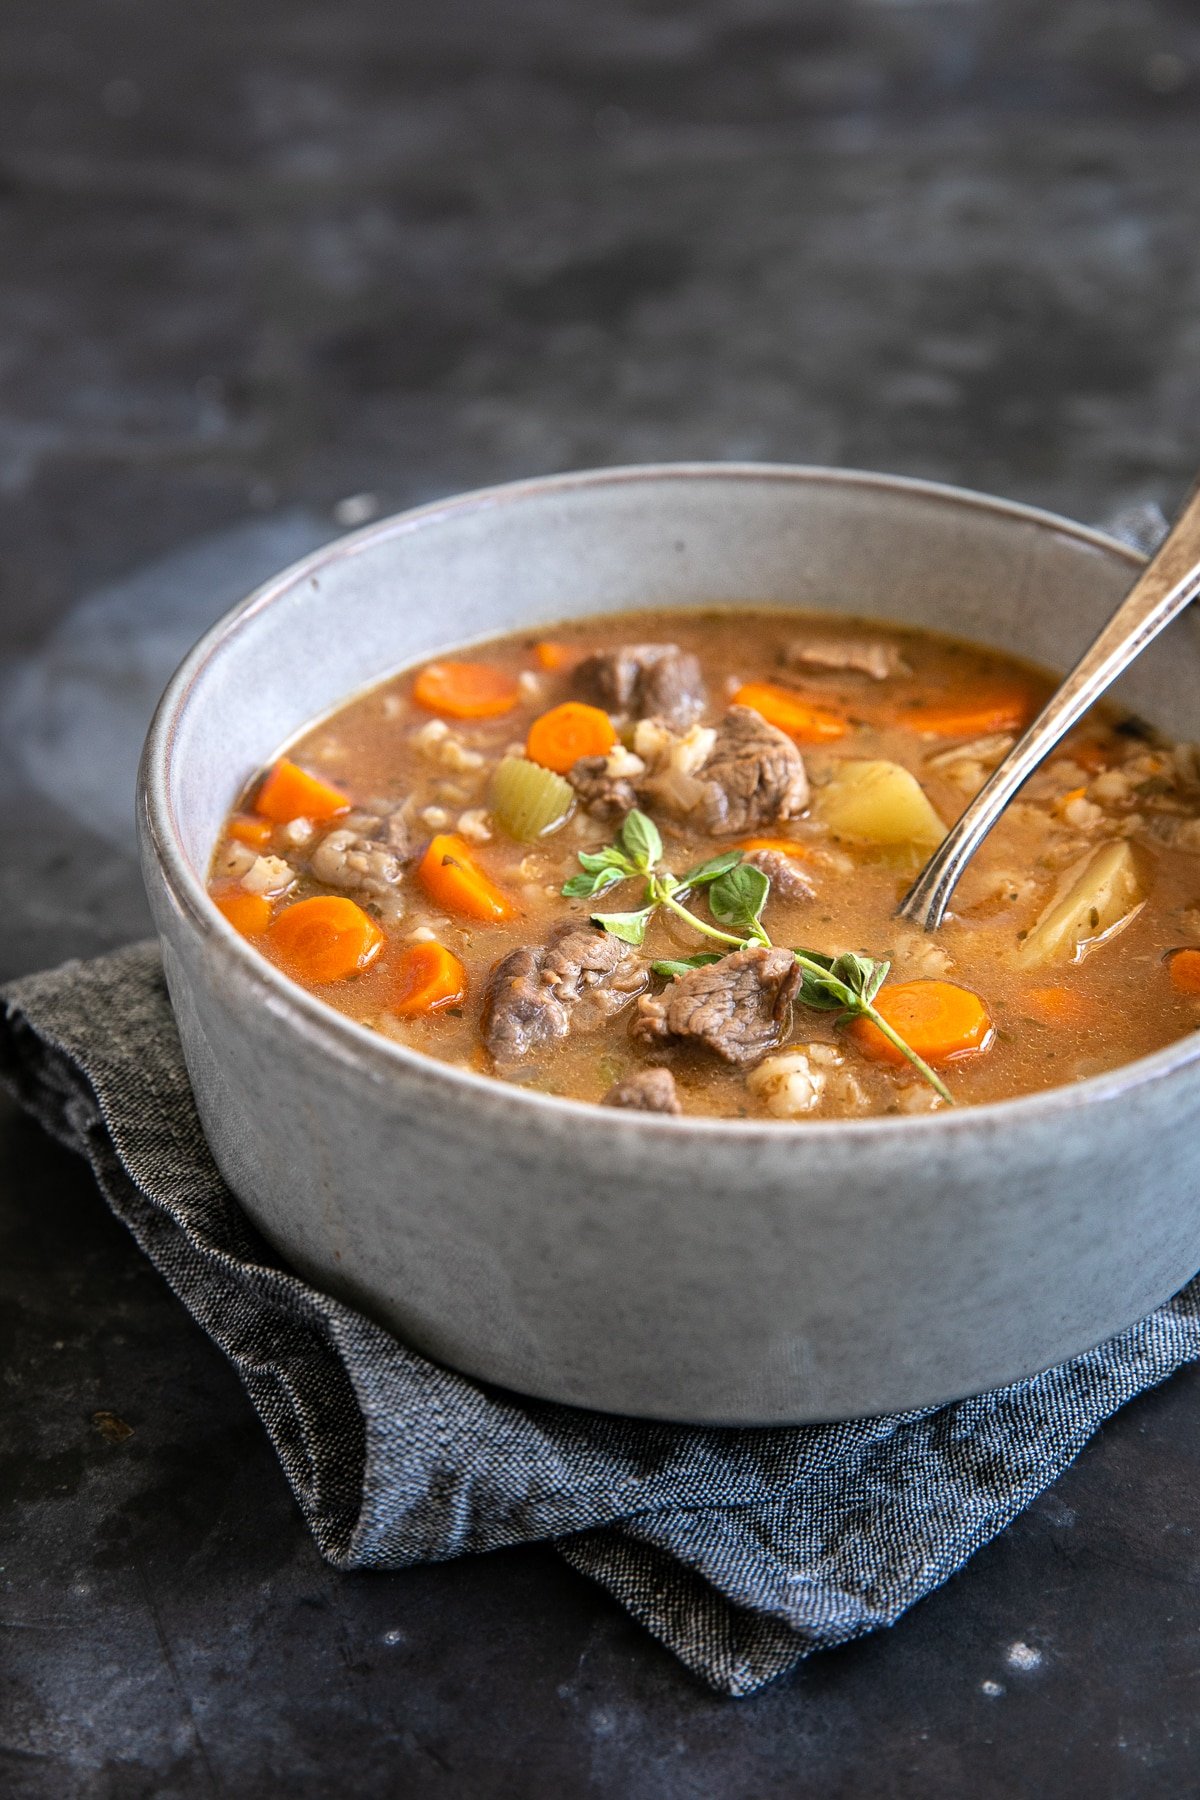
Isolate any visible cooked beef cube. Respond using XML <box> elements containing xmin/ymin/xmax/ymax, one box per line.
<box><xmin>566</xmin><ymin>753</ymin><xmax>641</xmax><ymax>821</ymax></box>
<box><xmin>383</xmin><ymin>805</ymin><xmax>419</xmax><ymax>860</ymax></box>
<box><xmin>574</xmin><ymin>643</ymin><xmax>706</xmax><ymax>729</ymax></box>
<box><xmin>783</xmin><ymin>636</ymin><xmax>905</xmax><ymax>681</ymax></box>
<box><xmin>482</xmin><ymin>923</ymin><xmax>647</xmax><ymax>1061</ymax></box>
<box><xmin>742</xmin><ymin>847</ymin><xmax>815</xmax><ymax>902</ymax></box>
<box><xmin>308</xmin><ymin>827</ymin><xmax>409</xmax><ymax>915</ymax></box>
<box><xmin>632</xmin><ymin>945</ymin><xmax>801</xmax><ymax>1067</ymax></box>
<box><xmin>600</xmin><ymin>1067</ymin><xmax>682</xmax><ymax>1114</ymax></box>
<box><xmin>643</xmin><ymin>705</ymin><xmax>808</xmax><ymax>836</ymax></box>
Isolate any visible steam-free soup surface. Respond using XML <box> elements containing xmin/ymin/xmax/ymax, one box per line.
<box><xmin>208</xmin><ymin>610</ymin><xmax>1200</xmax><ymax>1119</ymax></box>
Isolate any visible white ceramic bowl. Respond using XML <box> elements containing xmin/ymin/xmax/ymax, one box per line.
<box><xmin>138</xmin><ymin>465</ymin><xmax>1200</xmax><ymax>1424</ymax></box>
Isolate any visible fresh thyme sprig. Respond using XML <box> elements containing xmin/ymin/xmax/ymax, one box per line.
<box><xmin>789</xmin><ymin>949</ymin><xmax>954</xmax><ymax>1105</ymax></box>
<box><xmin>562</xmin><ymin>809</ymin><xmax>953</xmax><ymax>1103</ymax></box>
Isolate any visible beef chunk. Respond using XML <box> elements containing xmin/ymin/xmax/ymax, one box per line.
<box><xmin>742</xmin><ymin>846</ymin><xmax>815</xmax><ymax>902</ymax></box>
<box><xmin>642</xmin><ymin>705</ymin><xmax>808</xmax><ymax>836</ymax></box>
<box><xmin>482</xmin><ymin>923</ymin><xmax>647</xmax><ymax>1061</ymax></box>
<box><xmin>784</xmin><ymin>636</ymin><xmax>906</xmax><ymax>681</ymax></box>
<box><xmin>307</xmin><ymin>824</ymin><xmax>410</xmax><ymax>920</ymax></box>
<box><xmin>566</xmin><ymin>754</ymin><xmax>640</xmax><ymax>821</ymax></box>
<box><xmin>574</xmin><ymin>643</ymin><xmax>706</xmax><ymax>729</ymax></box>
<box><xmin>600</xmin><ymin>1068</ymin><xmax>682</xmax><ymax>1114</ymax></box>
<box><xmin>382</xmin><ymin>806</ymin><xmax>418</xmax><ymax>860</ymax></box>
<box><xmin>632</xmin><ymin>946</ymin><xmax>800</xmax><ymax>1067</ymax></box>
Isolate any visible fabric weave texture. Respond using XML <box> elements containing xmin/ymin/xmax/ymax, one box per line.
<box><xmin>4</xmin><ymin>941</ymin><xmax>1198</xmax><ymax>1697</ymax></box>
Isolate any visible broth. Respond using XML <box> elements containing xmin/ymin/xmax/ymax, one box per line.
<box><xmin>208</xmin><ymin>610</ymin><xmax>1200</xmax><ymax>1119</ymax></box>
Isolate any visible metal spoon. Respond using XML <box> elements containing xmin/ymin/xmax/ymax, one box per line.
<box><xmin>898</xmin><ymin>477</ymin><xmax>1200</xmax><ymax>931</ymax></box>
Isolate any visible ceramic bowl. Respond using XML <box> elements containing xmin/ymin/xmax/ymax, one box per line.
<box><xmin>137</xmin><ymin>465</ymin><xmax>1200</xmax><ymax>1424</ymax></box>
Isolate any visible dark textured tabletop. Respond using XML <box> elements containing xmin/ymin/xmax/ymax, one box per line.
<box><xmin>3</xmin><ymin>1</ymin><xmax>1200</xmax><ymax>1793</ymax></box>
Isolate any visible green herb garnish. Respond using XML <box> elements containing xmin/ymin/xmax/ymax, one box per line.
<box><xmin>790</xmin><ymin>949</ymin><xmax>953</xmax><ymax>1105</ymax></box>
<box><xmin>563</xmin><ymin>810</ymin><xmax>953</xmax><ymax>1102</ymax></box>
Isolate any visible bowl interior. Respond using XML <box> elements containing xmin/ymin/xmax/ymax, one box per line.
<box><xmin>160</xmin><ymin>465</ymin><xmax>1200</xmax><ymax>898</ymax></box>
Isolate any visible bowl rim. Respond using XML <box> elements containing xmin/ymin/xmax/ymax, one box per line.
<box><xmin>138</xmin><ymin>460</ymin><xmax>1200</xmax><ymax>1139</ymax></box>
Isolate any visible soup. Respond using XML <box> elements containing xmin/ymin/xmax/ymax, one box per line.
<box><xmin>207</xmin><ymin>610</ymin><xmax>1200</xmax><ymax>1119</ymax></box>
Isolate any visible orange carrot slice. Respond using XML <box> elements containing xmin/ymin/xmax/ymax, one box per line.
<box><xmin>736</xmin><ymin>836</ymin><xmax>812</xmax><ymax>860</ymax></box>
<box><xmin>1064</xmin><ymin>739</ymin><xmax>1111</xmax><ymax>774</ymax></box>
<box><xmin>1167</xmin><ymin>947</ymin><xmax>1200</xmax><ymax>995</ymax></box>
<box><xmin>254</xmin><ymin>758</ymin><xmax>350</xmax><ymax>824</ymax></box>
<box><xmin>890</xmin><ymin>689</ymin><xmax>1038</xmax><ymax>738</ymax></box>
<box><xmin>214</xmin><ymin>890</ymin><xmax>273</xmax><ymax>936</ymax></box>
<box><xmin>391</xmin><ymin>942</ymin><xmax>467</xmax><ymax>1017</ymax></box>
<box><xmin>533</xmin><ymin>640</ymin><xmax>573</xmax><ymax>672</ymax></box>
<box><xmin>731</xmin><ymin>682</ymin><xmax>848</xmax><ymax>743</ymax></box>
<box><xmin>268</xmin><ymin>895</ymin><xmax>384</xmax><ymax>983</ymax></box>
<box><xmin>412</xmin><ymin>661</ymin><xmax>520</xmax><ymax>719</ymax></box>
<box><xmin>526</xmin><ymin>701</ymin><xmax>617</xmax><ymax>774</ymax></box>
<box><xmin>849</xmin><ymin>979</ymin><xmax>993</xmax><ymax>1065</ymax></box>
<box><xmin>1023</xmin><ymin>985</ymin><xmax>1096</xmax><ymax>1026</ymax></box>
<box><xmin>416</xmin><ymin>834</ymin><xmax>518</xmax><ymax>922</ymax></box>
<box><xmin>227</xmin><ymin>813</ymin><xmax>274</xmax><ymax>847</ymax></box>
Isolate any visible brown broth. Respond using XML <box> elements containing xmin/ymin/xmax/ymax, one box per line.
<box><xmin>208</xmin><ymin>609</ymin><xmax>1200</xmax><ymax>1119</ymax></box>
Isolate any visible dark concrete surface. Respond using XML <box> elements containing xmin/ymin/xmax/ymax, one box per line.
<box><xmin>2</xmin><ymin>0</ymin><xmax>1200</xmax><ymax>1792</ymax></box>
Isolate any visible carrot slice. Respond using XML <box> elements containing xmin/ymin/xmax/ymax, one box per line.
<box><xmin>228</xmin><ymin>813</ymin><xmax>274</xmax><ymax>847</ymax></box>
<box><xmin>391</xmin><ymin>942</ymin><xmax>467</xmax><ymax>1017</ymax></box>
<box><xmin>731</xmin><ymin>683</ymin><xmax>848</xmax><ymax>743</ymax></box>
<box><xmin>533</xmin><ymin>640</ymin><xmax>573</xmax><ymax>672</ymax></box>
<box><xmin>268</xmin><ymin>895</ymin><xmax>384</xmax><ymax>983</ymax></box>
<box><xmin>890</xmin><ymin>689</ymin><xmax>1038</xmax><ymax>738</ymax></box>
<box><xmin>412</xmin><ymin>660</ymin><xmax>520</xmax><ymax>719</ymax></box>
<box><xmin>255</xmin><ymin>759</ymin><xmax>350</xmax><ymax>824</ymax></box>
<box><xmin>526</xmin><ymin>702</ymin><xmax>617</xmax><ymax>774</ymax></box>
<box><xmin>1167</xmin><ymin>948</ymin><xmax>1200</xmax><ymax>995</ymax></box>
<box><xmin>213</xmin><ymin>890</ymin><xmax>273</xmax><ymax>936</ymax></box>
<box><xmin>1023</xmin><ymin>985</ymin><xmax>1096</xmax><ymax>1026</ymax></box>
<box><xmin>736</xmin><ymin>836</ymin><xmax>811</xmax><ymax>860</ymax></box>
<box><xmin>1064</xmin><ymin>739</ymin><xmax>1111</xmax><ymax>774</ymax></box>
<box><xmin>416</xmin><ymin>834</ymin><xmax>518</xmax><ymax>922</ymax></box>
<box><xmin>848</xmin><ymin>979</ymin><xmax>993</xmax><ymax>1066</ymax></box>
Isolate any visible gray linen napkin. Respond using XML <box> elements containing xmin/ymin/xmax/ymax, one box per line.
<box><xmin>4</xmin><ymin>942</ymin><xmax>1200</xmax><ymax>1697</ymax></box>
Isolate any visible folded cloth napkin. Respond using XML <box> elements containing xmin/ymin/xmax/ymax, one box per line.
<box><xmin>4</xmin><ymin>943</ymin><xmax>1200</xmax><ymax>1697</ymax></box>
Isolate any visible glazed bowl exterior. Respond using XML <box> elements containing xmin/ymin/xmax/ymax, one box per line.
<box><xmin>138</xmin><ymin>465</ymin><xmax>1200</xmax><ymax>1424</ymax></box>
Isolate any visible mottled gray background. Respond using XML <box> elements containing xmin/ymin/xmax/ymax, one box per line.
<box><xmin>3</xmin><ymin>1</ymin><xmax>1200</xmax><ymax>1794</ymax></box>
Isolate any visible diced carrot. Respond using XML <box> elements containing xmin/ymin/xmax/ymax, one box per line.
<box><xmin>213</xmin><ymin>890</ymin><xmax>273</xmax><ymax>936</ymax></box>
<box><xmin>731</xmin><ymin>682</ymin><xmax>849</xmax><ymax>743</ymax></box>
<box><xmin>390</xmin><ymin>942</ymin><xmax>467</xmax><ymax>1017</ymax></box>
<box><xmin>736</xmin><ymin>837</ymin><xmax>812</xmax><ymax>860</ymax></box>
<box><xmin>228</xmin><ymin>813</ymin><xmax>273</xmax><ymax>847</ymax></box>
<box><xmin>412</xmin><ymin>660</ymin><xmax>520</xmax><ymax>719</ymax></box>
<box><xmin>526</xmin><ymin>701</ymin><xmax>617</xmax><ymax>774</ymax></box>
<box><xmin>848</xmin><ymin>979</ymin><xmax>993</xmax><ymax>1065</ymax></box>
<box><xmin>416</xmin><ymin>834</ymin><xmax>518</xmax><ymax>922</ymax></box>
<box><xmin>1065</xmin><ymin>740</ymin><xmax>1111</xmax><ymax>774</ymax></box>
<box><xmin>267</xmin><ymin>895</ymin><xmax>384</xmax><ymax>983</ymax></box>
<box><xmin>1167</xmin><ymin>948</ymin><xmax>1200</xmax><ymax>996</ymax></box>
<box><xmin>1023</xmin><ymin>985</ymin><xmax>1096</xmax><ymax>1026</ymax></box>
<box><xmin>254</xmin><ymin>758</ymin><xmax>350</xmax><ymax>824</ymax></box>
<box><xmin>890</xmin><ymin>689</ymin><xmax>1038</xmax><ymax>738</ymax></box>
<box><xmin>533</xmin><ymin>640</ymin><xmax>574</xmax><ymax>672</ymax></box>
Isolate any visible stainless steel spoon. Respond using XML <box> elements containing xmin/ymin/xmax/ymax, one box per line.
<box><xmin>898</xmin><ymin>477</ymin><xmax>1200</xmax><ymax>931</ymax></box>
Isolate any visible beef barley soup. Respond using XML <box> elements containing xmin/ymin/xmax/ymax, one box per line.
<box><xmin>207</xmin><ymin>610</ymin><xmax>1200</xmax><ymax>1119</ymax></box>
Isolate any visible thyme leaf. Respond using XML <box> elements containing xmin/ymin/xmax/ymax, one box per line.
<box><xmin>590</xmin><ymin>905</ymin><xmax>656</xmax><ymax>946</ymax></box>
<box><xmin>650</xmin><ymin>952</ymin><xmax>725</xmax><ymax>978</ymax></box>
<box><xmin>793</xmin><ymin>947</ymin><xmax>953</xmax><ymax>1104</ymax></box>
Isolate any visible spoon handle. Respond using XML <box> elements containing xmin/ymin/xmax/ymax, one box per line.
<box><xmin>897</xmin><ymin>478</ymin><xmax>1200</xmax><ymax>931</ymax></box>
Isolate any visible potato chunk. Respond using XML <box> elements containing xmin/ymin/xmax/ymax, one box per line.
<box><xmin>816</xmin><ymin>759</ymin><xmax>945</xmax><ymax>855</ymax></box>
<box><xmin>1020</xmin><ymin>840</ymin><xmax>1145</xmax><ymax>966</ymax></box>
